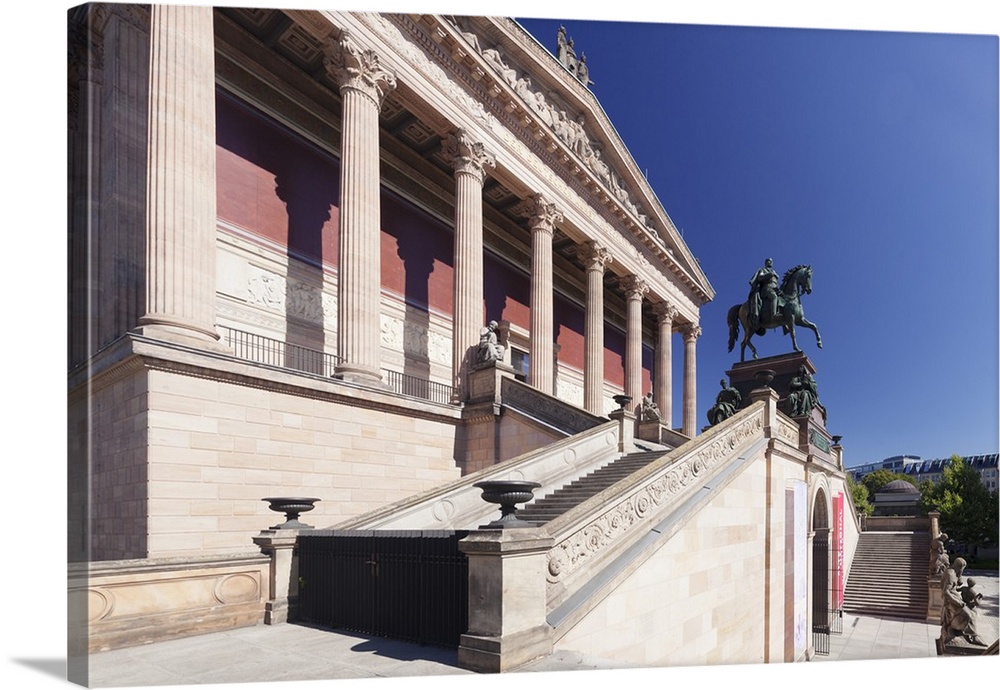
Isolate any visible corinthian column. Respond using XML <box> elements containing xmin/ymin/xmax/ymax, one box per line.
<box><xmin>135</xmin><ymin>5</ymin><xmax>221</xmax><ymax>348</ymax></box>
<box><xmin>682</xmin><ymin>323</ymin><xmax>702</xmax><ymax>437</ymax></box>
<box><xmin>442</xmin><ymin>130</ymin><xmax>495</xmax><ymax>399</ymax></box>
<box><xmin>619</xmin><ymin>275</ymin><xmax>648</xmax><ymax>408</ymax></box>
<box><xmin>578</xmin><ymin>241</ymin><xmax>612</xmax><ymax>415</ymax></box>
<box><xmin>652</xmin><ymin>302</ymin><xmax>678</xmax><ymax>426</ymax></box>
<box><xmin>324</xmin><ymin>32</ymin><xmax>396</xmax><ymax>384</ymax></box>
<box><xmin>526</xmin><ymin>195</ymin><xmax>563</xmax><ymax>395</ymax></box>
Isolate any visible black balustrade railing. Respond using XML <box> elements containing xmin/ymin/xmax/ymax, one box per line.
<box><xmin>383</xmin><ymin>369</ymin><xmax>455</xmax><ymax>404</ymax></box>
<box><xmin>220</xmin><ymin>327</ymin><xmax>456</xmax><ymax>404</ymax></box>
<box><xmin>296</xmin><ymin>530</ymin><xmax>469</xmax><ymax>648</ymax></box>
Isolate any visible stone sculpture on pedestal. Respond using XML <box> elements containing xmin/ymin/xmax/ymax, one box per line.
<box><xmin>938</xmin><ymin>557</ymin><xmax>986</xmax><ymax>651</ymax></box>
<box><xmin>476</xmin><ymin>320</ymin><xmax>505</xmax><ymax>365</ymax></box>
<box><xmin>707</xmin><ymin>379</ymin><xmax>741</xmax><ymax>426</ymax></box>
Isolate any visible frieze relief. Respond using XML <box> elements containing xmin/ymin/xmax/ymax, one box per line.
<box><xmin>546</xmin><ymin>409</ymin><xmax>765</xmax><ymax>588</ymax></box>
<box><xmin>379</xmin><ymin>314</ymin><xmax>451</xmax><ymax>365</ymax></box>
<box><xmin>443</xmin><ymin>16</ymin><xmax>660</xmax><ymax>242</ymax></box>
<box><xmin>245</xmin><ymin>265</ymin><xmax>335</xmax><ymax>325</ymax></box>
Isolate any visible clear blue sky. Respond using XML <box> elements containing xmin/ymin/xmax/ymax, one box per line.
<box><xmin>517</xmin><ymin>15</ymin><xmax>998</xmax><ymax>467</ymax></box>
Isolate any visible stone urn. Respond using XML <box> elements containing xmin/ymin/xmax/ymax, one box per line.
<box><xmin>753</xmin><ymin>369</ymin><xmax>776</xmax><ymax>388</ymax></box>
<box><xmin>612</xmin><ymin>394</ymin><xmax>633</xmax><ymax>411</ymax></box>
<box><xmin>262</xmin><ymin>497</ymin><xmax>320</xmax><ymax>529</ymax></box>
<box><xmin>473</xmin><ymin>480</ymin><xmax>540</xmax><ymax>529</ymax></box>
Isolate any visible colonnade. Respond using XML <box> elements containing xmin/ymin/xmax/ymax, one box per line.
<box><xmin>134</xmin><ymin>13</ymin><xmax>702</xmax><ymax>437</ymax></box>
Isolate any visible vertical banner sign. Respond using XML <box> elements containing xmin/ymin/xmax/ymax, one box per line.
<box><xmin>793</xmin><ymin>480</ymin><xmax>807</xmax><ymax>657</ymax></box>
<box><xmin>833</xmin><ymin>493</ymin><xmax>845</xmax><ymax>609</ymax></box>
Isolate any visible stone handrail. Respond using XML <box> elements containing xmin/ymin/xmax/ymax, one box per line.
<box><xmin>543</xmin><ymin>402</ymin><xmax>767</xmax><ymax>607</ymax></box>
<box><xmin>331</xmin><ymin>419</ymin><xmax>621</xmax><ymax>531</ymax></box>
<box><xmin>501</xmin><ymin>376</ymin><xmax>606</xmax><ymax>435</ymax></box>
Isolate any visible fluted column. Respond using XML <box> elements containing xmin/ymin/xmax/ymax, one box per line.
<box><xmin>324</xmin><ymin>32</ymin><xmax>396</xmax><ymax>384</ymax></box>
<box><xmin>682</xmin><ymin>323</ymin><xmax>702</xmax><ymax>437</ymax></box>
<box><xmin>653</xmin><ymin>302</ymin><xmax>678</xmax><ymax>427</ymax></box>
<box><xmin>578</xmin><ymin>241</ymin><xmax>612</xmax><ymax>415</ymax></box>
<box><xmin>526</xmin><ymin>195</ymin><xmax>562</xmax><ymax>395</ymax></box>
<box><xmin>442</xmin><ymin>130</ymin><xmax>495</xmax><ymax>398</ymax></box>
<box><xmin>135</xmin><ymin>5</ymin><xmax>221</xmax><ymax>348</ymax></box>
<box><xmin>619</xmin><ymin>276</ymin><xmax>649</xmax><ymax>407</ymax></box>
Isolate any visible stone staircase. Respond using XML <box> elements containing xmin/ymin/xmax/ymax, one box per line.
<box><xmin>843</xmin><ymin>531</ymin><xmax>930</xmax><ymax>620</ymax></box>
<box><xmin>517</xmin><ymin>450</ymin><xmax>666</xmax><ymax>525</ymax></box>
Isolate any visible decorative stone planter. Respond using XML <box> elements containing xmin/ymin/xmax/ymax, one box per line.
<box><xmin>473</xmin><ymin>481</ymin><xmax>540</xmax><ymax>529</ymax></box>
<box><xmin>612</xmin><ymin>394</ymin><xmax>632</xmax><ymax>411</ymax></box>
<box><xmin>262</xmin><ymin>497</ymin><xmax>320</xmax><ymax>529</ymax></box>
<box><xmin>753</xmin><ymin>369</ymin><xmax>776</xmax><ymax>387</ymax></box>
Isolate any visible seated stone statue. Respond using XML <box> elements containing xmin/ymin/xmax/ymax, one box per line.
<box><xmin>787</xmin><ymin>365</ymin><xmax>819</xmax><ymax>417</ymax></box>
<box><xmin>476</xmin><ymin>320</ymin><xmax>505</xmax><ymax>365</ymax></box>
<box><xmin>707</xmin><ymin>379</ymin><xmax>741</xmax><ymax>426</ymax></box>
<box><xmin>639</xmin><ymin>392</ymin><xmax>661</xmax><ymax>422</ymax></box>
<box><xmin>939</xmin><ymin>557</ymin><xmax>986</xmax><ymax>647</ymax></box>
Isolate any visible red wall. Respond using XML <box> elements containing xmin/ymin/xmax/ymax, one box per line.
<box><xmin>216</xmin><ymin>92</ymin><xmax>652</xmax><ymax>389</ymax></box>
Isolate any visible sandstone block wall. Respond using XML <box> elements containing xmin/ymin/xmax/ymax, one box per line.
<box><xmin>143</xmin><ymin>369</ymin><xmax>464</xmax><ymax>558</ymax></box>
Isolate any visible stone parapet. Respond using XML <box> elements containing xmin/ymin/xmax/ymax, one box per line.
<box><xmin>68</xmin><ymin>554</ymin><xmax>269</xmax><ymax>653</ymax></box>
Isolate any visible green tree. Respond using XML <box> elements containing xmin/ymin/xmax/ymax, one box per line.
<box><xmin>859</xmin><ymin>468</ymin><xmax>916</xmax><ymax>499</ymax></box>
<box><xmin>918</xmin><ymin>455</ymin><xmax>999</xmax><ymax>548</ymax></box>
<box><xmin>847</xmin><ymin>474</ymin><xmax>873</xmax><ymax>516</ymax></box>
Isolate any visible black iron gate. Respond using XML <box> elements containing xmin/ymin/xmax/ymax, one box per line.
<box><xmin>812</xmin><ymin>531</ymin><xmax>830</xmax><ymax>656</ymax></box>
<box><xmin>296</xmin><ymin>530</ymin><xmax>470</xmax><ymax>648</ymax></box>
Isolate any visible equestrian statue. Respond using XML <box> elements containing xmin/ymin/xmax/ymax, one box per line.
<box><xmin>727</xmin><ymin>259</ymin><xmax>823</xmax><ymax>362</ymax></box>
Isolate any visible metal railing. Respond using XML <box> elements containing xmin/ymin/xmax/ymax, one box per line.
<box><xmin>220</xmin><ymin>326</ymin><xmax>456</xmax><ymax>404</ymax></box>
<box><xmin>221</xmin><ymin>326</ymin><xmax>341</xmax><ymax>377</ymax></box>
<box><xmin>296</xmin><ymin>530</ymin><xmax>470</xmax><ymax>647</ymax></box>
<box><xmin>383</xmin><ymin>369</ymin><xmax>455</xmax><ymax>404</ymax></box>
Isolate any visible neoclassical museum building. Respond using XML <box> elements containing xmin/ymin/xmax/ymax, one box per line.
<box><xmin>69</xmin><ymin>4</ymin><xmax>859</xmax><ymax>677</ymax></box>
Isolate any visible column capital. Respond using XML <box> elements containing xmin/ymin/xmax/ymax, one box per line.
<box><xmin>683</xmin><ymin>323</ymin><xmax>702</xmax><ymax>342</ymax></box>
<box><xmin>323</xmin><ymin>31</ymin><xmax>397</xmax><ymax>109</ymax></box>
<box><xmin>577</xmin><ymin>241</ymin><xmax>612</xmax><ymax>272</ymax></box>
<box><xmin>519</xmin><ymin>194</ymin><xmax>563</xmax><ymax>235</ymax></box>
<box><xmin>442</xmin><ymin>128</ymin><xmax>496</xmax><ymax>183</ymax></box>
<box><xmin>652</xmin><ymin>301</ymin><xmax>678</xmax><ymax>324</ymax></box>
<box><xmin>619</xmin><ymin>275</ymin><xmax>649</xmax><ymax>301</ymax></box>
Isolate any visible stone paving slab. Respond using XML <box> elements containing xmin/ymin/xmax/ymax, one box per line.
<box><xmin>85</xmin><ymin>573</ymin><xmax>999</xmax><ymax>686</ymax></box>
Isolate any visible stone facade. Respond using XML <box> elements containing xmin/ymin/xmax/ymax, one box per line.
<box><xmin>68</xmin><ymin>4</ymin><xmax>727</xmax><ymax>670</ymax></box>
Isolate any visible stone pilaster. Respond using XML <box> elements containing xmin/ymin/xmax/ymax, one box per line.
<box><xmin>619</xmin><ymin>275</ymin><xmax>649</xmax><ymax>407</ymax></box>
<box><xmin>682</xmin><ymin>323</ymin><xmax>702</xmax><ymax>437</ymax></box>
<box><xmin>526</xmin><ymin>195</ymin><xmax>562</xmax><ymax>395</ymax></box>
<box><xmin>578</xmin><ymin>242</ymin><xmax>612</xmax><ymax>415</ymax></box>
<box><xmin>134</xmin><ymin>5</ymin><xmax>222</xmax><ymax>349</ymax></box>
<box><xmin>324</xmin><ymin>32</ymin><xmax>397</xmax><ymax>384</ymax></box>
<box><xmin>652</xmin><ymin>302</ymin><xmax>677</xmax><ymax>427</ymax></box>
<box><xmin>442</xmin><ymin>130</ymin><xmax>495</xmax><ymax>399</ymax></box>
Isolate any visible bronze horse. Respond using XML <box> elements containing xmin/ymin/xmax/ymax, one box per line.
<box><xmin>727</xmin><ymin>264</ymin><xmax>823</xmax><ymax>362</ymax></box>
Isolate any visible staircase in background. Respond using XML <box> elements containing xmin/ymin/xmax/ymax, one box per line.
<box><xmin>517</xmin><ymin>450</ymin><xmax>666</xmax><ymax>525</ymax></box>
<box><xmin>843</xmin><ymin>531</ymin><xmax>929</xmax><ymax>620</ymax></box>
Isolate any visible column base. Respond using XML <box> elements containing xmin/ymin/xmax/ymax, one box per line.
<box><xmin>333</xmin><ymin>362</ymin><xmax>388</xmax><ymax>388</ymax></box>
<box><xmin>133</xmin><ymin>316</ymin><xmax>229</xmax><ymax>353</ymax></box>
<box><xmin>457</xmin><ymin>625</ymin><xmax>553</xmax><ymax>673</ymax></box>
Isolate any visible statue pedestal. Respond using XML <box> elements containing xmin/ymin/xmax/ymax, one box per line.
<box><xmin>637</xmin><ymin>419</ymin><xmax>689</xmax><ymax>448</ymax></box>
<box><xmin>726</xmin><ymin>352</ymin><xmax>822</xmax><ymax>424</ymax></box>
<box><xmin>467</xmin><ymin>360</ymin><xmax>517</xmax><ymax>406</ymax></box>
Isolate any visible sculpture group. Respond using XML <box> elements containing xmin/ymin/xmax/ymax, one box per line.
<box><xmin>939</xmin><ymin>557</ymin><xmax>986</xmax><ymax>648</ymax></box>
<box><xmin>556</xmin><ymin>26</ymin><xmax>593</xmax><ymax>87</ymax></box>
<box><xmin>727</xmin><ymin>259</ymin><xmax>823</xmax><ymax>362</ymax></box>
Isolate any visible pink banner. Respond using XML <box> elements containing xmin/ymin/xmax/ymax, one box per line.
<box><xmin>833</xmin><ymin>493</ymin><xmax>845</xmax><ymax>608</ymax></box>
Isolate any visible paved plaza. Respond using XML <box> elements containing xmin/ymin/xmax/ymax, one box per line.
<box><xmin>80</xmin><ymin>571</ymin><xmax>998</xmax><ymax>687</ymax></box>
